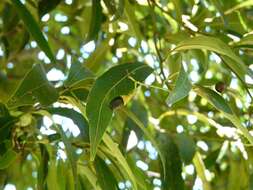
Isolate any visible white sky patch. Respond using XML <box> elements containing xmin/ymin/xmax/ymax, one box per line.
<box><xmin>55</xmin><ymin>13</ymin><xmax>68</xmax><ymax>22</ymax></box>
<box><xmin>47</xmin><ymin>68</ymin><xmax>65</xmax><ymax>81</ymax></box>
<box><xmin>145</xmin><ymin>73</ymin><xmax>155</xmax><ymax>85</ymax></box>
<box><xmin>41</xmin><ymin>14</ymin><xmax>50</xmax><ymax>22</ymax></box>
<box><xmin>209</xmin><ymin>52</ymin><xmax>221</xmax><ymax>63</ymax></box>
<box><xmin>56</xmin><ymin>49</ymin><xmax>65</xmax><ymax>60</ymax></box>
<box><xmin>126</xmin><ymin>130</ymin><xmax>138</xmax><ymax>151</ymax></box>
<box><xmin>30</xmin><ymin>41</ymin><xmax>37</xmax><ymax>48</ymax></box>
<box><xmin>193</xmin><ymin>177</ymin><xmax>203</xmax><ymax>190</ymax></box>
<box><xmin>52</xmin><ymin>115</ymin><xmax>80</xmax><ymax>137</ymax></box>
<box><xmin>205</xmin><ymin>70</ymin><xmax>213</xmax><ymax>79</ymax></box>
<box><xmin>185</xmin><ymin>164</ymin><xmax>195</xmax><ymax>175</ymax></box>
<box><xmin>153</xmin><ymin>178</ymin><xmax>162</xmax><ymax>186</ymax></box>
<box><xmin>197</xmin><ymin>141</ymin><xmax>209</xmax><ymax>152</ymax></box>
<box><xmin>128</xmin><ymin>37</ymin><xmax>137</xmax><ymax>47</ymax></box>
<box><xmin>176</xmin><ymin>125</ymin><xmax>184</xmax><ymax>133</ymax></box>
<box><xmin>137</xmin><ymin>140</ymin><xmax>145</xmax><ymax>150</ymax></box>
<box><xmin>227</xmin><ymin>33</ymin><xmax>240</xmax><ymax>42</ymax></box>
<box><xmin>61</xmin><ymin>26</ymin><xmax>70</xmax><ymax>35</ymax></box>
<box><xmin>4</xmin><ymin>184</ymin><xmax>16</xmax><ymax>190</ymax></box>
<box><xmin>245</xmin><ymin>75</ymin><xmax>253</xmax><ymax>84</ymax></box>
<box><xmin>182</xmin><ymin>15</ymin><xmax>198</xmax><ymax>32</ymax></box>
<box><xmin>187</xmin><ymin>115</ymin><xmax>197</xmax><ymax>124</ymax></box>
<box><xmin>190</xmin><ymin>71</ymin><xmax>200</xmax><ymax>82</ymax></box>
<box><xmin>141</xmin><ymin>40</ymin><xmax>148</xmax><ymax>53</ymax></box>
<box><xmin>0</xmin><ymin>46</ymin><xmax>4</xmax><ymax>56</ymax></box>
<box><xmin>81</xmin><ymin>41</ymin><xmax>95</xmax><ymax>53</ymax></box>
<box><xmin>118</xmin><ymin>21</ymin><xmax>128</xmax><ymax>31</ymax></box>
<box><xmin>65</xmin><ymin>0</ymin><xmax>73</xmax><ymax>5</ymax></box>
<box><xmin>136</xmin><ymin>160</ymin><xmax>149</xmax><ymax>171</ymax></box>
<box><xmin>230</xmin><ymin>78</ymin><xmax>238</xmax><ymax>89</ymax></box>
<box><xmin>118</xmin><ymin>182</ymin><xmax>125</xmax><ymax>189</ymax></box>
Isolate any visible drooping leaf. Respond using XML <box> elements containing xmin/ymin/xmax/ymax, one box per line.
<box><xmin>173</xmin><ymin>35</ymin><xmax>253</xmax><ymax>81</ymax></box>
<box><xmin>38</xmin><ymin>144</ymin><xmax>50</xmax><ymax>190</ymax></box>
<box><xmin>124</xmin><ymin>0</ymin><xmax>142</xmax><ymax>41</ymax></box>
<box><xmin>94</xmin><ymin>157</ymin><xmax>118</xmax><ymax>190</ymax></box>
<box><xmin>38</xmin><ymin>0</ymin><xmax>62</xmax><ymax>18</ymax></box>
<box><xmin>193</xmin><ymin>85</ymin><xmax>232</xmax><ymax>114</ymax></box>
<box><xmin>102</xmin><ymin>133</ymin><xmax>138</xmax><ymax>190</ymax></box>
<box><xmin>86</xmin><ymin>0</ymin><xmax>103</xmax><ymax>42</ymax></box>
<box><xmin>158</xmin><ymin>133</ymin><xmax>184</xmax><ymax>190</ymax></box>
<box><xmin>174</xmin><ymin>134</ymin><xmax>196</xmax><ymax>164</ymax></box>
<box><xmin>0</xmin><ymin>149</ymin><xmax>18</xmax><ymax>169</ymax></box>
<box><xmin>8</xmin><ymin>64</ymin><xmax>58</xmax><ymax>107</ymax></box>
<box><xmin>11</xmin><ymin>0</ymin><xmax>55</xmax><ymax>63</ymax></box>
<box><xmin>166</xmin><ymin>63</ymin><xmax>191</xmax><ymax>106</ymax></box>
<box><xmin>65</xmin><ymin>62</ymin><xmax>94</xmax><ymax>89</ymax></box>
<box><xmin>86</xmin><ymin>63</ymin><xmax>153</xmax><ymax>160</ymax></box>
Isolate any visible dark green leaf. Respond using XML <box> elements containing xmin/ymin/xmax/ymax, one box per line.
<box><xmin>38</xmin><ymin>144</ymin><xmax>50</xmax><ymax>190</ymax></box>
<box><xmin>38</xmin><ymin>0</ymin><xmax>62</xmax><ymax>18</ymax></box>
<box><xmin>65</xmin><ymin>62</ymin><xmax>94</xmax><ymax>89</ymax></box>
<box><xmin>166</xmin><ymin>63</ymin><xmax>191</xmax><ymax>106</ymax></box>
<box><xmin>94</xmin><ymin>157</ymin><xmax>118</xmax><ymax>190</ymax></box>
<box><xmin>86</xmin><ymin>0</ymin><xmax>103</xmax><ymax>42</ymax></box>
<box><xmin>8</xmin><ymin>64</ymin><xmax>58</xmax><ymax>107</ymax></box>
<box><xmin>0</xmin><ymin>149</ymin><xmax>18</xmax><ymax>169</ymax></box>
<box><xmin>11</xmin><ymin>0</ymin><xmax>56</xmax><ymax>63</ymax></box>
<box><xmin>174</xmin><ymin>134</ymin><xmax>196</xmax><ymax>164</ymax></box>
<box><xmin>193</xmin><ymin>85</ymin><xmax>233</xmax><ymax>114</ymax></box>
<box><xmin>86</xmin><ymin>63</ymin><xmax>153</xmax><ymax>160</ymax></box>
<box><xmin>158</xmin><ymin>133</ymin><xmax>184</xmax><ymax>190</ymax></box>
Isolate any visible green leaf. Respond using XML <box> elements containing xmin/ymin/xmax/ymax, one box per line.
<box><xmin>11</xmin><ymin>0</ymin><xmax>55</xmax><ymax>63</ymax></box>
<box><xmin>225</xmin><ymin>0</ymin><xmax>253</xmax><ymax>14</ymax></box>
<box><xmin>86</xmin><ymin>0</ymin><xmax>103</xmax><ymax>42</ymax></box>
<box><xmin>173</xmin><ymin>35</ymin><xmax>253</xmax><ymax>81</ymax></box>
<box><xmin>38</xmin><ymin>144</ymin><xmax>50</xmax><ymax>190</ymax></box>
<box><xmin>193</xmin><ymin>85</ymin><xmax>232</xmax><ymax>114</ymax></box>
<box><xmin>86</xmin><ymin>63</ymin><xmax>153</xmax><ymax>160</ymax></box>
<box><xmin>124</xmin><ymin>0</ymin><xmax>142</xmax><ymax>40</ymax></box>
<box><xmin>8</xmin><ymin>64</ymin><xmax>58</xmax><ymax>107</ymax></box>
<box><xmin>102</xmin><ymin>133</ymin><xmax>138</xmax><ymax>190</ymax></box>
<box><xmin>0</xmin><ymin>149</ymin><xmax>18</xmax><ymax>169</ymax></box>
<box><xmin>94</xmin><ymin>157</ymin><xmax>118</xmax><ymax>190</ymax></box>
<box><xmin>38</xmin><ymin>0</ymin><xmax>62</xmax><ymax>18</ymax></box>
<box><xmin>158</xmin><ymin>133</ymin><xmax>184</xmax><ymax>190</ymax></box>
<box><xmin>166</xmin><ymin>63</ymin><xmax>191</xmax><ymax>106</ymax></box>
<box><xmin>174</xmin><ymin>134</ymin><xmax>196</xmax><ymax>164</ymax></box>
<box><xmin>65</xmin><ymin>62</ymin><xmax>94</xmax><ymax>89</ymax></box>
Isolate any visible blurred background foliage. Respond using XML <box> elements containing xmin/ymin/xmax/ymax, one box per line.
<box><xmin>0</xmin><ymin>0</ymin><xmax>253</xmax><ymax>190</ymax></box>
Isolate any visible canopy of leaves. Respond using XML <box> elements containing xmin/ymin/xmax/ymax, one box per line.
<box><xmin>0</xmin><ymin>0</ymin><xmax>253</xmax><ymax>190</ymax></box>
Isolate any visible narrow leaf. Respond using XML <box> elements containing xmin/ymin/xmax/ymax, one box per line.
<box><xmin>86</xmin><ymin>63</ymin><xmax>152</xmax><ymax>160</ymax></box>
<box><xmin>38</xmin><ymin>0</ymin><xmax>62</xmax><ymax>18</ymax></box>
<box><xmin>158</xmin><ymin>133</ymin><xmax>184</xmax><ymax>190</ymax></box>
<box><xmin>193</xmin><ymin>85</ymin><xmax>232</xmax><ymax>114</ymax></box>
<box><xmin>8</xmin><ymin>64</ymin><xmax>58</xmax><ymax>107</ymax></box>
<box><xmin>0</xmin><ymin>149</ymin><xmax>17</xmax><ymax>169</ymax></box>
<box><xmin>173</xmin><ymin>35</ymin><xmax>253</xmax><ymax>81</ymax></box>
<box><xmin>86</xmin><ymin>0</ymin><xmax>103</xmax><ymax>42</ymax></box>
<box><xmin>166</xmin><ymin>63</ymin><xmax>191</xmax><ymax>106</ymax></box>
<box><xmin>11</xmin><ymin>0</ymin><xmax>55</xmax><ymax>63</ymax></box>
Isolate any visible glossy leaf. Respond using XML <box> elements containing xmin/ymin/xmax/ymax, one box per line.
<box><xmin>166</xmin><ymin>63</ymin><xmax>191</xmax><ymax>106</ymax></box>
<box><xmin>8</xmin><ymin>64</ymin><xmax>58</xmax><ymax>107</ymax></box>
<box><xmin>0</xmin><ymin>149</ymin><xmax>18</xmax><ymax>169</ymax></box>
<box><xmin>11</xmin><ymin>0</ymin><xmax>55</xmax><ymax>63</ymax></box>
<box><xmin>65</xmin><ymin>62</ymin><xmax>94</xmax><ymax>89</ymax></box>
<box><xmin>173</xmin><ymin>35</ymin><xmax>253</xmax><ymax>81</ymax></box>
<box><xmin>158</xmin><ymin>133</ymin><xmax>184</xmax><ymax>190</ymax></box>
<box><xmin>86</xmin><ymin>0</ymin><xmax>103</xmax><ymax>42</ymax></box>
<box><xmin>86</xmin><ymin>63</ymin><xmax>152</xmax><ymax>160</ymax></box>
<box><xmin>38</xmin><ymin>0</ymin><xmax>62</xmax><ymax>18</ymax></box>
<box><xmin>174</xmin><ymin>134</ymin><xmax>196</xmax><ymax>164</ymax></box>
<box><xmin>94</xmin><ymin>157</ymin><xmax>118</xmax><ymax>190</ymax></box>
<box><xmin>193</xmin><ymin>85</ymin><xmax>232</xmax><ymax>114</ymax></box>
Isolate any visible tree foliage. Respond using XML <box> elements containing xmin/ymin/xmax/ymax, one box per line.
<box><xmin>0</xmin><ymin>0</ymin><xmax>253</xmax><ymax>189</ymax></box>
